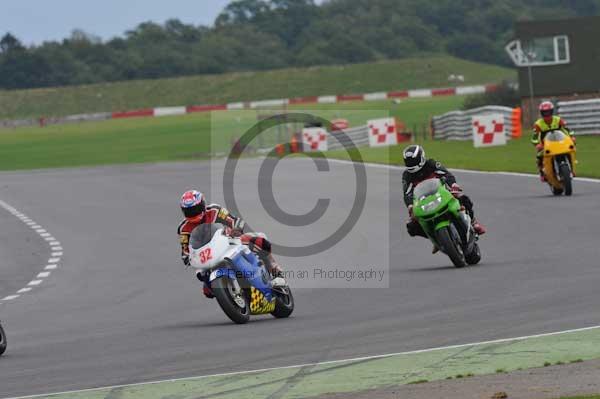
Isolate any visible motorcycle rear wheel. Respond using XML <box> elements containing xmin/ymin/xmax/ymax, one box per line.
<box><xmin>0</xmin><ymin>322</ymin><xmax>6</xmax><ymax>356</ymax></box>
<box><xmin>465</xmin><ymin>243</ymin><xmax>482</xmax><ymax>265</ymax></box>
<box><xmin>212</xmin><ymin>277</ymin><xmax>250</xmax><ymax>324</ymax></box>
<box><xmin>436</xmin><ymin>226</ymin><xmax>467</xmax><ymax>268</ymax></box>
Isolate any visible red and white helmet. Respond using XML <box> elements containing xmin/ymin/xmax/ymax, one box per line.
<box><xmin>180</xmin><ymin>190</ymin><xmax>206</xmax><ymax>223</ymax></box>
<box><xmin>539</xmin><ymin>101</ymin><xmax>555</xmax><ymax>120</ymax></box>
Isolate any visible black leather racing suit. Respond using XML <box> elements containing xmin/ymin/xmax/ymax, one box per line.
<box><xmin>402</xmin><ymin>159</ymin><xmax>475</xmax><ymax>238</ymax></box>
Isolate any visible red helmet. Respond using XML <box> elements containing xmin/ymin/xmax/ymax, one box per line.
<box><xmin>180</xmin><ymin>190</ymin><xmax>206</xmax><ymax>223</ymax></box>
<box><xmin>539</xmin><ymin>101</ymin><xmax>554</xmax><ymax>120</ymax></box>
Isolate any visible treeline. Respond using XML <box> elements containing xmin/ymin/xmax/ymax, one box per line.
<box><xmin>2</xmin><ymin>0</ymin><xmax>599</xmax><ymax>90</ymax></box>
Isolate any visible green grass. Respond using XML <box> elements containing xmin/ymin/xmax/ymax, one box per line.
<box><xmin>0</xmin><ymin>55</ymin><xmax>514</xmax><ymax>119</ymax></box>
<box><xmin>560</xmin><ymin>397</ymin><xmax>600</xmax><ymax>399</ymax></box>
<box><xmin>0</xmin><ymin>96</ymin><xmax>463</xmax><ymax>171</ymax></box>
<box><xmin>327</xmin><ymin>136</ymin><xmax>600</xmax><ymax>178</ymax></box>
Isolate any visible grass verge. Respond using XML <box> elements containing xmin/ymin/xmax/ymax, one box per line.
<box><xmin>0</xmin><ymin>97</ymin><xmax>462</xmax><ymax>171</ymax></box>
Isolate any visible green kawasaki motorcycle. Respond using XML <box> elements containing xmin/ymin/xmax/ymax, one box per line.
<box><xmin>412</xmin><ymin>179</ymin><xmax>482</xmax><ymax>268</ymax></box>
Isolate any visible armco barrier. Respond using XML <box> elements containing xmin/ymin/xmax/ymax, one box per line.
<box><xmin>432</xmin><ymin>106</ymin><xmax>519</xmax><ymax>141</ymax></box>
<box><xmin>327</xmin><ymin>125</ymin><xmax>370</xmax><ymax>151</ymax></box>
<box><xmin>558</xmin><ymin>98</ymin><xmax>600</xmax><ymax>135</ymax></box>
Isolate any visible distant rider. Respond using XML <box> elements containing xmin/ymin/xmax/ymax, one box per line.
<box><xmin>532</xmin><ymin>101</ymin><xmax>575</xmax><ymax>181</ymax></box>
<box><xmin>178</xmin><ymin>190</ymin><xmax>285</xmax><ymax>298</ymax></box>
<box><xmin>402</xmin><ymin>145</ymin><xmax>486</xmax><ymax>253</ymax></box>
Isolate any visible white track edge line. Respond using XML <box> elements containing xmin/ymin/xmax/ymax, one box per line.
<box><xmin>326</xmin><ymin>158</ymin><xmax>600</xmax><ymax>183</ymax></box>
<box><xmin>0</xmin><ymin>200</ymin><xmax>62</xmax><ymax>302</ymax></box>
<box><xmin>8</xmin><ymin>323</ymin><xmax>600</xmax><ymax>399</ymax></box>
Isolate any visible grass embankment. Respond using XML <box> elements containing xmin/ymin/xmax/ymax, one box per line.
<box><xmin>0</xmin><ymin>55</ymin><xmax>514</xmax><ymax>119</ymax></box>
<box><xmin>327</xmin><ymin>136</ymin><xmax>600</xmax><ymax>179</ymax></box>
<box><xmin>0</xmin><ymin>97</ymin><xmax>462</xmax><ymax>171</ymax></box>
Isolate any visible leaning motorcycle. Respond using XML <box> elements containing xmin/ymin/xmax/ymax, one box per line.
<box><xmin>0</xmin><ymin>320</ymin><xmax>6</xmax><ymax>356</ymax></box>
<box><xmin>541</xmin><ymin>130</ymin><xmax>577</xmax><ymax>196</ymax></box>
<box><xmin>412</xmin><ymin>179</ymin><xmax>482</xmax><ymax>268</ymax></box>
<box><xmin>189</xmin><ymin>224</ymin><xmax>294</xmax><ymax>324</ymax></box>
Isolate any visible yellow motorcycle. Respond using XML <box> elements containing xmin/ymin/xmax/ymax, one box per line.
<box><xmin>542</xmin><ymin>130</ymin><xmax>577</xmax><ymax>196</ymax></box>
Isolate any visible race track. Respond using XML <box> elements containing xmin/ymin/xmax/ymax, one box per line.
<box><xmin>1</xmin><ymin>158</ymin><xmax>599</xmax><ymax>398</ymax></box>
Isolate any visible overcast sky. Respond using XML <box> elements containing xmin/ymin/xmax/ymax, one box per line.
<box><xmin>1</xmin><ymin>0</ymin><xmax>232</xmax><ymax>45</ymax></box>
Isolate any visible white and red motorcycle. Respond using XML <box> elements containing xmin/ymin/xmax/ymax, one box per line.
<box><xmin>188</xmin><ymin>224</ymin><xmax>294</xmax><ymax>324</ymax></box>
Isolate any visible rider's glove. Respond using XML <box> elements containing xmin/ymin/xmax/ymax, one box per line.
<box><xmin>450</xmin><ymin>183</ymin><xmax>463</xmax><ymax>198</ymax></box>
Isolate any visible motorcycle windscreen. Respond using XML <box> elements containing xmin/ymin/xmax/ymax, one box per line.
<box><xmin>545</xmin><ymin>130</ymin><xmax>567</xmax><ymax>142</ymax></box>
<box><xmin>190</xmin><ymin>223</ymin><xmax>225</xmax><ymax>250</ymax></box>
<box><xmin>413</xmin><ymin>179</ymin><xmax>441</xmax><ymax>202</ymax></box>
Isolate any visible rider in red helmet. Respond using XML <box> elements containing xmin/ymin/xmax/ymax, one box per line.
<box><xmin>178</xmin><ymin>190</ymin><xmax>285</xmax><ymax>298</ymax></box>
<box><xmin>532</xmin><ymin>101</ymin><xmax>574</xmax><ymax>181</ymax></box>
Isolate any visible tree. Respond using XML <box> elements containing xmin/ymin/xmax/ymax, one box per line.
<box><xmin>0</xmin><ymin>33</ymin><xmax>25</xmax><ymax>54</ymax></box>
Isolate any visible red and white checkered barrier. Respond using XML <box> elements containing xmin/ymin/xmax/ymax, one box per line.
<box><xmin>368</xmin><ymin>117</ymin><xmax>398</xmax><ymax>147</ymax></box>
<box><xmin>472</xmin><ymin>114</ymin><xmax>507</xmax><ymax>148</ymax></box>
<box><xmin>302</xmin><ymin>127</ymin><xmax>328</xmax><ymax>152</ymax></box>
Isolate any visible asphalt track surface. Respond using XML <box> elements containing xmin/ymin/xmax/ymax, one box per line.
<box><xmin>1</xmin><ymin>158</ymin><xmax>599</xmax><ymax>398</ymax></box>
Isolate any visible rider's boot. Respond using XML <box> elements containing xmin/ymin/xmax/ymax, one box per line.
<box><xmin>267</xmin><ymin>254</ymin><xmax>287</xmax><ymax>287</ymax></box>
<box><xmin>472</xmin><ymin>219</ymin><xmax>487</xmax><ymax>235</ymax></box>
<box><xmin>197</xmin><ymin>271</ymin><xmax>215</xmax><ymax>298</ymax></box>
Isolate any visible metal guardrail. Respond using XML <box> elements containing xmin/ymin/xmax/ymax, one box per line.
<box><xmin>432</xmin><ymin>106</ymin><xmax>515</xmax><ymax>140</ymax></box>
<box><xmin>327</xmin><ymin>125</ymin><xmax>369</xmax><ymax>150</ymax></box>
<box><xmin>558</xmin><ymin>98</ymin><xmax>600</xmax><ymax>135</ymax></box>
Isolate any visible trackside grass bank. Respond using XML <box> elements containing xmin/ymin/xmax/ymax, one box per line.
<box><xmin>0</xmin><ymin>55</ymin><xmax>514</xmax><ymax>119</ymax></box>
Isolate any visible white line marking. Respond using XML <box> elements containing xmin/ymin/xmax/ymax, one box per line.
<box><xmin>27</xmin><ymin>280</ymin><xmax>42</xmax><ymax>286</ymax></box>
<box><xmin>17</xmin><ymin>288</ymin><xmax>32</xmax><ymax>294</ymax></box>
<box><xmin>44</xmin><ymin>237</ymin><xmax>56</xmax><ymax>241</ymax></box>
<box><xmin>327</xmin><ymin>158</ymin><xmax>600</xmax><ymax>184</ymax></box>
<box><xmin>39</xmin><ymin>233</ymin><xmax>51</xmax><ymax>238</ymax></box>
<box><xmin>51</xmin><ymin>252</ymin><xmax>63</xmax><ymax>257</ymax></box>
<box><xmin>31</xmin><ymin>225</ymin><xmax>42</xmax><ymax>229</ymax></box>
<box><xmin>51</xmin><ymin>246</ymin><xmax>63</xmax><ymax>251</ymax></box>
<box><xmin>35</xmin><ymin>229</ymin><xmax>47</xmax><ymax>233</ymax></box>
<box><xmin>37</xmin><ymin>272</ymin><xmax>51</xmax><ymax>278</ymax></box>
<box><xmin>2</xmin><ymin>295</ymin><xmax>20</xmax><ymax>301</ymax></box>
<box><xmin>49</xmin><ymin>241</ymin><xmax>61</xmax><ymax>246</ymax></box>
<box><xmin>45</xmin><ymin>265</ymin><xmax>57</xmax><ymax>270</ymax></box>
<box><xmin>9</xmin><ymin>324</ymin><xmax>600</xmax><ymax>399</ymax></box>
<box><xmin>48</xmin><ymin>258</ymin><xmax>60</xmax><ymax>263</ymax></box>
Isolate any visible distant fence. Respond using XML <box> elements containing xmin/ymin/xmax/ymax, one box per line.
<box><xmin>432</xmin><ymin>106</ymin><xmax>521</xmax><ymax>140</ymax></box>
<box><xmin>558</xmin><ymin>98</ymin><xmax>600</xmax><ymax>135</ymax></box>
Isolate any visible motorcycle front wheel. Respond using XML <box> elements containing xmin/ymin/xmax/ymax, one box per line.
<box><xmin>436</xmin><ymin>226</ymin><xmax>467</xmax><ymax>268</ymax></box>
<box><xmin>559</xmin><ymin>163</ymin><xmax>573</xmax><ymax>196</ymax></box>
<box><xmin>0</xmin><ymin>322</ymin><xmax>6</xmax><ymax>356</ymax></box>
<box><xmin>212</xmin><ymin>277</ymin><xmax>250</xmax><ymax>324</ymax></box>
